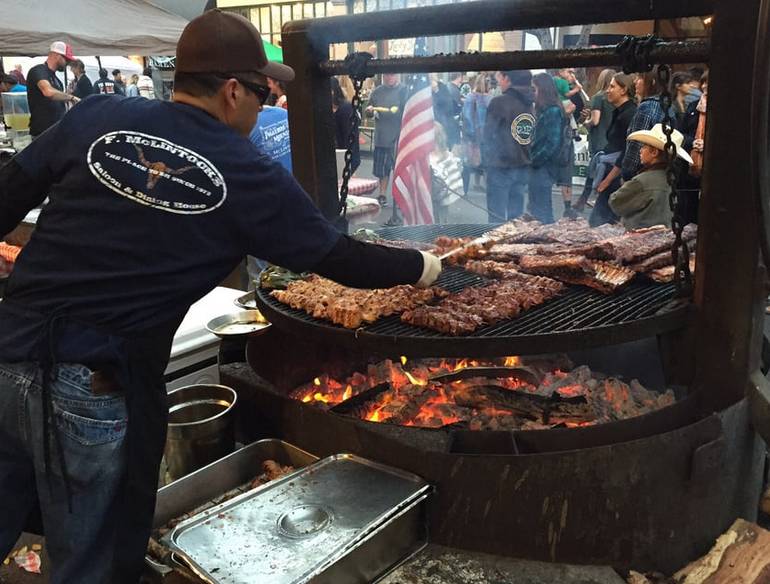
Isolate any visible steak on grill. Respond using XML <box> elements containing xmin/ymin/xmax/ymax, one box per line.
<box><xmin>402</xmin><ymin>275</ymin><xmax>563</xmax><ymax>335</ymax></box>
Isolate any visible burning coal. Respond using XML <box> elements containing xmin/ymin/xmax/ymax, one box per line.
<box><xmin>290</xmin><ymin>356</ymin><xmax>675</xmax><ymax>431</ymax></box>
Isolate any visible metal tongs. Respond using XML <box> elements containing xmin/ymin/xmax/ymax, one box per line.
<box><xmin>438</xmin><ymin>235</ymin><xmax>492</xmax><ymax>262</ymax></box>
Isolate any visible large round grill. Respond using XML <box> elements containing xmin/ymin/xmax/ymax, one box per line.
<box><xmin>255</xmin><ymin>225</ymin><xmax>689</xmax><ymax>357</ymax></box>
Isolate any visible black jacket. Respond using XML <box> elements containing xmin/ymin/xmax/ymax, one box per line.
<box><xmin>74</xmin><ymin>75</ymin><xmax>94</xmax><ymax>99</ymax></box>
<box><xmin>604</xmin><ymin>99</ymin><xmax>637</xmax><ymax>154</ymax></box>
<box><xmin>678</xmin><ymin>98</ymin><xmax>700</xmax><ymax>151</ymax></box>
<box><xmin>482</xmin><ymin>87</ymin><xmax>535</xmax><ymax>169</ymax></box>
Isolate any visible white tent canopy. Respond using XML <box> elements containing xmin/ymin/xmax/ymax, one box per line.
<box><xmin>8</xmin><ymin>56</ymin><xmax>143</xmax><ymax>87</ymax></box>
<box><xmin>0</xmin><ymin>0</ymin><xmax>188</xmax><ymax>57</ymax></box>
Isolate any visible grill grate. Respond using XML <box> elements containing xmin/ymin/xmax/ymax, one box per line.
<box><xmin>256</xmin><ymin>224</ymin><xmax>690</xmax><ymax>356</ymax></box>
<box><xmin>376</xmin><ymin>223</ymin><xmax>500</xmax><ymax>242</ymax></box>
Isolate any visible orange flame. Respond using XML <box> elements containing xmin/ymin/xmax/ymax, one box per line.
<box><xmin>290</xmin><ymin>356</ymin><xmax>670</xmax><ymax>431</ymax></box>
<box><xmin>404</xmin><ymin>370</ymin><xmax>428</xmax><ymax>386</ymax></box>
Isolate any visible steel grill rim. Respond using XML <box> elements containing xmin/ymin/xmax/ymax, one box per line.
<box><xmin>255</xmin><ymin>224</ymin><xmax>690</xmax><ymax>356</ymax></box>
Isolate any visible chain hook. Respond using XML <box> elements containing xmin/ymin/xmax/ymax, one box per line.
<box><xmin>615</xmin><ymin>34</ymin><xmax>658</xmax><ymax>75</ymax></box>
<box><xmin>657</xmin><ymin>63</ymin><xmax>693</xmax><ymax>296</ymax></box>
<box><xmin>337</xmin><ymin>53</ymin><xmax>375</xmax><ymax>220</ymax></box>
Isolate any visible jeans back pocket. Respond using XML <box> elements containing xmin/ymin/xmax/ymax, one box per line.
<box><xmin>51</xmin><ymin>365</ymin><xmax>128</xmax><ymax>446</ymax></box>
<box><xmin>54</xmin><ymin>405</ymin><xmax>128</xmax><ymax>446</ymax></box>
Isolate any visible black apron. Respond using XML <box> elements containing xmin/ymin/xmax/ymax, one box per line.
<box><xmin>110</xmin><ymin>324</ymin><xmax>176</xmax><ymax>583</ymax></box>
<box><xmin>0</xmin><ymin>300</ymin><xmax>178</xmax><ymax>583</ymax></box>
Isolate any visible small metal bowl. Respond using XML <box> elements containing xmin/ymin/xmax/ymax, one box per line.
<box><xmin>205</xmin><ymin>310</ymin><xmax>271</xmax><ymax>338</ymax></box>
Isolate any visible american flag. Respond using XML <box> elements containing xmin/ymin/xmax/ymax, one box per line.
<box><xmin>392</xmin><ymin>37</ymin><xmax>435</xmax><ymax>225</ymax></box>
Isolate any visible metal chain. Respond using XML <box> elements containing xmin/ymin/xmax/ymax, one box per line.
<box><xmin>657</xmin><ymin>64</ymin><xmax>693</xmax><ymax>296</ymax></box>
<box><xmin>615</xmin><ymin>34</ymin><xmax>657</xmax><ymax>75</ymax></box>
<box><xmin>338</xmin><ymin>52</ymin><xmax>374</xmax><ymax>218</ymax></box>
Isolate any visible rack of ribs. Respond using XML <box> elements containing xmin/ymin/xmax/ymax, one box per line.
<box><xmin>518</xmin><ymin>255</ymin><xmax>636</xmax><ymax>294</ymax></box>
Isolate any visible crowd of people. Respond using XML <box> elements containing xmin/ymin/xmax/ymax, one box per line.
<box><xmin>356</xmin><ymin>64</ymin><xmax>706</xmax><ymax>228</ymax></box>
<box><xmin>2</xmin><ymin>43</ymin><xmax>707</xmax><ymax>232</ymax></box>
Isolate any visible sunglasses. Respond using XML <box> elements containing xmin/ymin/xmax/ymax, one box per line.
<box><xmin>216</xmin><ymin>74</ymin><xmax>272</xmax><ymax>105</ymax></box>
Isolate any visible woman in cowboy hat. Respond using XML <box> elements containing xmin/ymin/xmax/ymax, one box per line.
<box><xmin>609</xmin><ymin>123</ymin><xmax>693</xmax><ymax>230</ymax></box>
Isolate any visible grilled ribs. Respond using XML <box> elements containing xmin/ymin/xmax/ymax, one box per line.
<box><xmin>518</xmin><ymin>254</ymin><xmax>636</xmax><ymax>294</ymax></box>
<box><xmin>648</xmin><ymin>255</ymin><xmax>696</xmax><ymax>283</ymax></box>
<box><xmin>606</xmin><ymin>224</ymin><xmax>697</xmax><ymax>265</ymax></box>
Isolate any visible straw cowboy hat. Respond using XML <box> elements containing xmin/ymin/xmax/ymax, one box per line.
<box><xmin>627</xmin><ymin>123</ymin><xmax>694</xmax><ymax>165</ymax></box>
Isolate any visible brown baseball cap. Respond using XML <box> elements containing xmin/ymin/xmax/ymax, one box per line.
<box><xmin>176</xmin><ymin>9</ymin><xmax>294</xmax><ymax>82</ymax></box>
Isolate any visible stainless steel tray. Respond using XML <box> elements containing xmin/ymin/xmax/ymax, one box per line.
<box><xmin>234</xmin><ymin>291</ymin><xmax>257</xmax><ymax>310</ymax></box>
<box><xmin>146</xmin><ymin>439</ymin><xmax>318</xmax><ymax>581</ymax></box>
<box><xmin>165</xmin><ymin>454</ymin><xmax>431</xmax><ymax>584</ymax></box>
<box><xmin>154</xmin><ymin>439</ymin><xmax>318</xmax><ymax>529</ymax></box>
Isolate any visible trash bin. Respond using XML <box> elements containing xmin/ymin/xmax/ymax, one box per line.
<box><xmin>164</xmin><ymin>384</ymin><xmax>238</xmax><ymax>482</ymax></box>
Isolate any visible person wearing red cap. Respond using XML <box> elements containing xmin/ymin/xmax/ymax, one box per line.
<box><xmin>26</xmin><ymin>41</ymin><xmax>79</xmax><ymax>137</ymax></box>
<box><xmin>0</xmin><ymin>10</ymin><xmax>441</xmax><ymax>583</ymax></box>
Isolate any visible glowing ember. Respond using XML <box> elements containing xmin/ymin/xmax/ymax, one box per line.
<box><xmin>288</xmin><ymin>356</ymin><xmax>676</xmax><ymax>430</ymax></box>
<box><xmin>555</xmin><ymin>384</ymin><xmax>585</xmax><ymax>399</ymax></box>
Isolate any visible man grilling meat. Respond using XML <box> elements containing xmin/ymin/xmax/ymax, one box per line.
<box><xmin>0</xmin><ymin>11</ymin><xmax>441</xmax><ymax>583</ymax></box>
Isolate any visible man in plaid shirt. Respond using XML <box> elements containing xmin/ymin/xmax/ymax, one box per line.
<box><xmin>619</xmin><ymin>94</ymin><xmax>665</xmax><ymax>180</ymax></box>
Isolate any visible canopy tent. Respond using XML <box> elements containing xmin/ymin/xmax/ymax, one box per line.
<box><xmin>0</xmin><ymin>0</ymin><xmax>188</xmax><ymax>57</ymax></box>
<box><xmin>8</xmin><ymin>56</ymin><xmax>143</xmax><ymax>85</ymax></box>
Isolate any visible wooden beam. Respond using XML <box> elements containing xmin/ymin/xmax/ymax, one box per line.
<box><xmin>284</xmin><ymin>0</ymin><xmax>713</xmax><ymax>48</ymax></box>
<box><xmin>693</xmin><ymin>0</ymin><xmax>765</xmax><ymax>409</ymax></box>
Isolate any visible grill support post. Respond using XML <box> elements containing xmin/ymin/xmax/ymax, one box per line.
<box><xmin>693</xmin><ymin>0</ymin><xmax>766</xmax><ymax>411</ymax></box>
<box><xmin>282</xmin><ymin>29</ymin><xmax>339</xmax><ymax>221</ymax></box>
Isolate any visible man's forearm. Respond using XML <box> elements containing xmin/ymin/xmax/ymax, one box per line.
<box><xmin>601</xmin><ymin>165</ymin><xmax>621</xmax><ymax>190</ymax></box>
<box><xmin>312</xmin><ymin>234</ymin><xmax>424</xmax><ymax>289</ymax></box>
<box><xmin>48</xmin><ymin>89</ymin><xmax>77</xmax><ymax>102</ymax></box>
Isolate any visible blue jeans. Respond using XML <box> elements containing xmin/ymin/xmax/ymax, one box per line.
<box><xmin>528</xmin><ymin>166</ymin><xmax>556</xmax><ymax>224</ymax></box>
<box><xmin>0</xmin><ymin>362</ymin><xmax>128</xmax><ymax>583</ymax></box>
<box><xmin>486</xmin><ymin>166</ymin><xmax>528</xmax><ymax>222</ymax></box>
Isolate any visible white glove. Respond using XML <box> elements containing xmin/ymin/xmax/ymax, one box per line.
<box><xmin>416</xmin><ymin>251</ymin><xmax>442</xmax><ymax>288</ymax></box>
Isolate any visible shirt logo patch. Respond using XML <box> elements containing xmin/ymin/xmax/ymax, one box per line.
<box><xmin>87</xmin><ymin>131</ymin><xmax>226</xmax><ymax>214</ymax></box>
<box><xmin>511</xmin><ymin>113</ymin><xmax>535</xmax><ymax>145</ymax></box>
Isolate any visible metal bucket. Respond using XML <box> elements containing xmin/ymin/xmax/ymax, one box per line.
<box><xmin>164</xmin><ymin>384</ymin><xmax>238</xmax><ymax>482</ymax></box>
